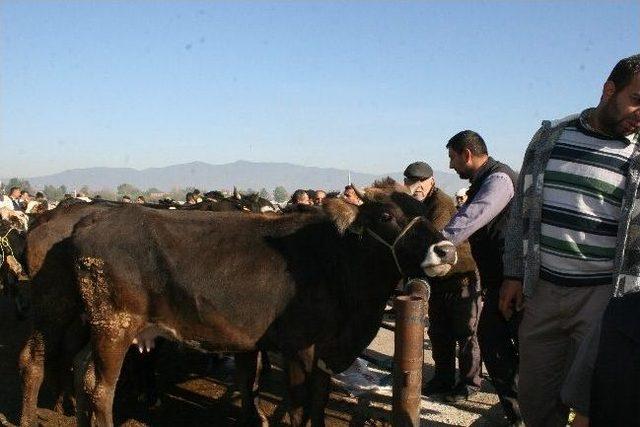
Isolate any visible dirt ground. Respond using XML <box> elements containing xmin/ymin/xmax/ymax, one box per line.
<box><xmin>0</xmin><ymin>294</ymin><xmax>507</xmax><ymax>426</ymax></box>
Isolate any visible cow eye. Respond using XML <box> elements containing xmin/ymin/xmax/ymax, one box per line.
<box><xmin>380</xmin><ymin>212</ymin><xmax>392</xmax><ymax>222</ymax></box>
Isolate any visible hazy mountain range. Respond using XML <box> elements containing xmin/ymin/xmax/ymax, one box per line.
<box><xmin>9</xmin><ymin>160</ymin><xmax>468</xmax><ymax>196</ymax></box>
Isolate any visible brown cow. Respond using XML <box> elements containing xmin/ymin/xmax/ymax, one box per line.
<box><xmin>20</xmin><ymin>192</ymin><xmax>456</xmax><ymax>426</ymax></box>
<box><xmin>18</xmin><ymin>196</ymin><xmax>281</xmax><ymax>425</ymax></box>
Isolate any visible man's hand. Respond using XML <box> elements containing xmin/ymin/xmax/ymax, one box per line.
<box><xmin>499</xmin><ymin>279</ymin><xmax>523</xmax><ymax>320</ymax></box>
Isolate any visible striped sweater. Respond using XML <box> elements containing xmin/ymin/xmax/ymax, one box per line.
<box><xmin>503</xmin><ymin>108</ymin><xmax>640</xmax><ymax>298</ymax></box>
<box><xmin>540</xmin><ymin>125</ymin><xmax>636</xmax><ymax>286</ymax></box>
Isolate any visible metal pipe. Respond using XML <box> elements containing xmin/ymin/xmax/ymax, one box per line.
<box><xmin>392</xmin><ymin>280</ymin><xmax>428</xmax><ymax>427</ymax></box>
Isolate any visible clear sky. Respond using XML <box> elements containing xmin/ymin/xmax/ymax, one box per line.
<box><xmin>1</xmin><ymin>1</ymin><xmax>638</xmax><ymax>178</ymax></box>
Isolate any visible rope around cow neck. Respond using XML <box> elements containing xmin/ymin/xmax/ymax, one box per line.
<box><xmin>364</xmin><ymin>216</ymin><xmax>423</xmax><ymax>277</ymax></box>
<box><xmin>0</xmin><ymin>227</ymin><xmax>16</xmax><ymax>269</ymax></box>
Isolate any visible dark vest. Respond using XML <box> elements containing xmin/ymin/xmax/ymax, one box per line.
<box><xmin>11</xmin><ymin>198</ymin><xmax>23</xmax><ymax>212</ymax></box>
<box><xmin>465</xmin><ymin>157</ymin><xmax>517</xmax><ymax>288</ymax></box>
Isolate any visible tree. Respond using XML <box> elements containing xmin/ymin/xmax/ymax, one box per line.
<box><xmin>117</xmin><ymin>183</ymin><xmax>140</xmax><ymax>196</ymax></box>
<box><xmin>258</xmin><ymin>188</ymin><xmax>270</xmax><ymax>199</ymax></box>
<box><xmin>166</xmin><ymin>187</ymin><xmax>187</xmax><ymax>202</ymax></box>
<box><xmin>273</xmin><ymin>186</ymin><xmax>288</xmax><ymax>203</ymax></box>
<box><xmin>78</xmin><ymin>185</ymin><xmax>91</xmax><ymax>196</ymax></box>
<box><xmin>94</xmin><ymin>189</ymin><xmax>117</xmax><ymax>201</ymax></box>
<box><xmin>43</xmin><ymin>184</ymin><xmax>67</xmax><ymax>201</ymax></box>
<box><xmin>6</xmin><ymin>177</ymin><xmax>32</xmax><ymax>193</ymax></box>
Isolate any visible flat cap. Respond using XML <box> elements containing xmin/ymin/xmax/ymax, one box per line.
<box><xmin>403</xmin><ymin>161</ymin><xmax>433</xmax><ymax>180</ymax></box>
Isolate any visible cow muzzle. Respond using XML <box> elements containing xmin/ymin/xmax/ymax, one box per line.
<box><xmin>421</xmin><ymin>241</ymin><xmax>457</xmax><ymax>277</ymax></box>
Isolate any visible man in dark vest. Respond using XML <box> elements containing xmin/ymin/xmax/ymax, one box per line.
<box><xmin>9</xmin><ymin>187</ymin><xmax>23</xmax><ymax>211</ymax></box>
<box><xmin>442</xmin><ymin>130</ymin><xmax>522</xmax><ymax>426</ymax></box>
<box><xmin>403</xmin><ymin>161</ymin><xmax>482</xmax><ymax>402</ymax></box>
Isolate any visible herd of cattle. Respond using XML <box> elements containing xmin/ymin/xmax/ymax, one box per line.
<box><xmin>0</xmin><ymin>182</ymin><xmax>465</xmax><ymax>427</ymax></box>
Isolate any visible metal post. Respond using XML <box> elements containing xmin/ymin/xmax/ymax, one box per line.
<box><xmin>392</xmin><ymin>290</ymin><xmax>426</xmax><ymax>426</ymax></box>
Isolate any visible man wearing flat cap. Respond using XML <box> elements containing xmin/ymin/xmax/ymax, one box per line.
<box><xmin>404</xmin><ymin>161</ymin><xmax>483</xmax><ymax>402</ymax></box>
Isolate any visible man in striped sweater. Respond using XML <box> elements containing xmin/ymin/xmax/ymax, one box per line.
<box><xmin>500</xmin><ymin>54</ymin><xmax>640</xmax><ymax>427</ymax></box>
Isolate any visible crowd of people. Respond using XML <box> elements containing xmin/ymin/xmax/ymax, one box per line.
<box><xmin>0</xmin><ymin>183</ymin><xmax>371</xmax><ymax>213</ymax></box>
<box><xmin>0</xmin><ymin>187</ymin><xmax>48</xmax><ymax>214</ymax></box>
<box><xmin>286</xmin><ymin>186</ymin><xmax>365</xmax><ymax>208</ymax></box>
<box><xmin>1</xmin><ymin>54</ymin><xmax>638</xmax><ymax>426</ymax></box>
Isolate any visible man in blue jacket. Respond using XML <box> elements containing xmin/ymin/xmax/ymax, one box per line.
<box><xmin>442</xmin><ymin>131</ymin><xmax>521</xmax><ymax>425</ymax></box>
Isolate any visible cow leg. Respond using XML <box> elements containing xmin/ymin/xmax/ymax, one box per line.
<box><xmin>285</xmin><ymin>346</ymin><xmax>315</xmax><ymax>427</ymax></box>
<box><xmin>77</xmin><ymin>327</ymin><xmax>139</xmax><ymax>427</ymax></box>
<box><xmin>260</xmin><ymin>350</ymin><xmax>272</xmax><ymax>376</ymax></box>
<box><xmin>58</xmin><ymin>318</ymin><xmax>90</xmax><ymax>415</ymax></box>
<box><xmin>234</xmin><ymin>351</ymin><xmax>268</xmax><ymax>426</ymax></box>
<box><xmin>308</xmin><ymin>367</ymin><xmax>331</xmax><ymax>427</ymax></box>
<box><xmin>19</xmin><ymin>332</ymin><xmax>45</xmax><ymax>427</ymax></box>
<box><xmin>73</xmin><ymin>344</ymin><xmax>94</xmax><ymax>427</ymax></box>
<box><xmin>19</xmin><ymin>312</ymin><xmax>81</xmax><ymax>425</ymax></box>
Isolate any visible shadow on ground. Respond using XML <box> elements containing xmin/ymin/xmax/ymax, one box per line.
<box><xmin>0</xmin><ymin>295</ymin><xmax>505</xmax><ymax>426</ymax></box>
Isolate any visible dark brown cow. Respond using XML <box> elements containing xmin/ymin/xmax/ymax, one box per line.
<box><xmin>18</xmin><ymin>196</ymin><xmax>278</xmax><ymax>424</ymax></box>
<box><xmin>20</xmin><ymin>192</ymin><xmax>456</xmax><ymax>426</ymax></box>
<box><xmin>17</xmin><ymin>198</ymin><xmax>237</xmax><ymax>421</ymax></box>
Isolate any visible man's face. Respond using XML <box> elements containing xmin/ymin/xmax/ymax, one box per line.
<box><xmin>22</xmin><ymin>192</ymin><xmax>30</xmax><ymax>202</ymax></box>
<box><xmin>10</xmin><ymin>189</ymin><xmax>21</xmax><ymax>199</ymax></box>
<box><xmin>600</xmin><ymin>73</ymin><xmax>640</xmax><ymax>137</ymax></box>
<box><xmin>404</xmin><ymin>177</ymin><xmax>434</xmax><ymax>202</ymax></box>
<box><xmin>448</xmin><ymin>148</ymin><xmax>472</xmax><ymax>180</ymax></box>
<box><xmin>314</xmin><ymin>191</ymin><xmax>326</xmax><ymax>205</ymax></box>
<box><xmin>296</xmin><ymin>193</ymin><xmax>311</xmax><ymax>205</ymax></box>
<box><xmin>343</xmin><ymin>188</ymin><xmax>362</xmax><ymax>205</ymax></box>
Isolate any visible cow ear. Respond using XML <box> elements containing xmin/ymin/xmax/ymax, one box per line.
<box><xmin>323</xmin><ymin>198</ymin><xmax>359</xmax><ymax>234</ymax></box>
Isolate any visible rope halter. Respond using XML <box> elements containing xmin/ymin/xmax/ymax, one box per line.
<box><xmin>363</xmin><ymin>216</ymin><xmax>423</xmax><ymax>277</ymax></box>
<box><xmin>0</xmin><ymin>227</ymin><xmax>16</xmax><ymax>269</ymax></box>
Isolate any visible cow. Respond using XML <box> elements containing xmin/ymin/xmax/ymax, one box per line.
<box><xmin>227</xmin><ymin>188</ymin><xmax>279</xmax><ymax>214</ymax></box>
<box><xmin>152</xmin><ymin>189</ymin><xmax>277</xmax><ymax>214</ymax></box>
<box><xmin>19</xmin><ymin>190</ymin><xmax>456</xmax><ymax>426</ymax></box>
<box><xmin>14</xmin><ymin>198</ymin><xmax>260</xmax><ymax>423</ymax></box>
<box><xmin>150</xmin><ymin>194</ymin><xmax>277</xmax><ymax>214</ymax></box>
<box><xmin>18</xmin><ymin>194</ymin><xmax>274</xmax><ymax>402</ymax></box>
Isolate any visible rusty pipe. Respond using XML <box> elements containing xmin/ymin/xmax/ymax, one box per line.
<box><xmin>392</xmin><ymin>281</ymin><xmax>428</xmax><ymax>427</ymax></box>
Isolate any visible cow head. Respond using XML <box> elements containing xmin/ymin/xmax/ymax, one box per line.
<box><xmin>323</xmin><ymin>191</ymin><xmax>457</xmax><ymax>277</ymax></box>
<box><xmin>239</xmin><ymin>193</ymin><xmax>278</xmax><ymax>213</ymax></box>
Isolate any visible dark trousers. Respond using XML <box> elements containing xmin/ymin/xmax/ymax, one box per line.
<box><xmin>478</xmin><ymin>286</ymin><xmax>522</xmax><ymax>423</ymax></box>
<box><xmin>591</xmin><ymin>292</ymin><xmax>640</xmax><ymax>426</ymax></box>
<box><xmin>428</xmin><ymin>287</ymin><xmax>482</xmax><ymax>389</ymax></box>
